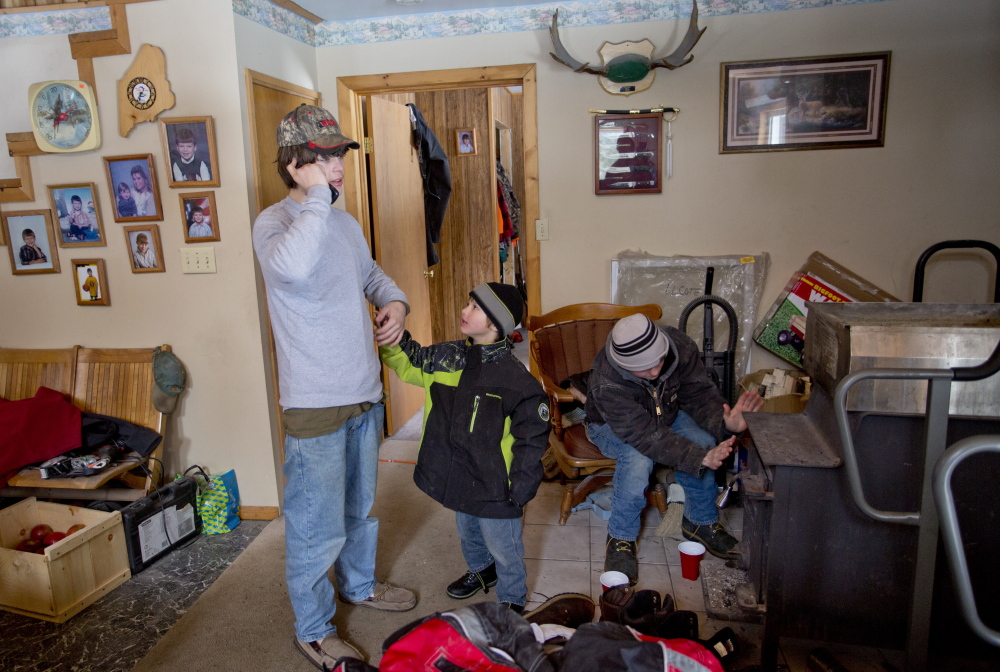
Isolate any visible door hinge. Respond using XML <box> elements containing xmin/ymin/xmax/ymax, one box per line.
<box><xmin>364</xmin><ymin>137</ymin><xmax>373</xmax><ymax>154</ymax></box>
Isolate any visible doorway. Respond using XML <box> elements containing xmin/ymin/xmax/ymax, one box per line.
<box><xmin>335</xmin><ymin>64</ymin><xmax>541</xmax><ymax>322</ymax></box>
<box><xmin>244</xmin><ymin>70</ymin><xmax>322</xmax><ymax>474</ymax></box>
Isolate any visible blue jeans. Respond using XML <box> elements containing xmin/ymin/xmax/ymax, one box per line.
<box><xmin>586</xmin><ymin>410</ymin><xmax>719</xmax><ymax>540</ymax></box>
<box><xmin>455</xmin><ymin>512</ymin><xmax>527</xmax><ymax>606</ymax></box>
<box><xmin>283</xmin><ymin>404</ymin><xmax>384</xmax><ymax>643</ymax></box>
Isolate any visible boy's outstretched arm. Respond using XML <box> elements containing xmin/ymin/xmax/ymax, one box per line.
<box><xmin>379</xmin><ymin>332</ymin><xmax>432</xmax><ymax>386</ymax></box>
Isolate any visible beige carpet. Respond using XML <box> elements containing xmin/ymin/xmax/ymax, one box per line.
<box><xmin>134</xmin><ymin>440</ymin><xmax>495</xmax><ymax>671</ymax></box>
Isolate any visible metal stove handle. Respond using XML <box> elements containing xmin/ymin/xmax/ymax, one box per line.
<box><xmin>933</xmin><ymin>434</ymin><xmax>1000</xmax><ymax>648</ymax></box>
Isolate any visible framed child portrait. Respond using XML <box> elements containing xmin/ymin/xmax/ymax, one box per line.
<box><xmin>72</xmin><ymin>258</ymin><xmax>109</xmax><ymax>306</ymax></box>
<box><xmin>103</xmin><ymin>154</ymin><xmax>163</xmax><ymax>223</ymax></box>
<box><xmin>180</xmin><ymin>191</ymin><xmax>220</xmax><ymax>243</ymax></box>
<box><xmin>48</xmin><ymin>182</ymin><xmax>106</xmax><ymax>247</ymax></box>
<box><xmin>2</xmin><ymin>209</ymin><xmax>62</xmax><ymax>275</ymax></box>
<box><xmin>160</xmin><ymin>116</ymin><xmax>220</xmax><ymax>188</ymax></box>
<box><xmin>123</xmin><ymin>224</ymin><xmax>165</xmax><ymax>273</ymax></box>
<box><xmin>456</xmin><ymin>128</ymin><xmax>477</xmax><ymax>156</ymax></box>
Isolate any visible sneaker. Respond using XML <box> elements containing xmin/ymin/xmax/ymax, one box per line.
<box><xmin>604</xmin><ymin>535</ymin><xmax>638</xmax><ymax>584</ymax></box>
<box><xmin>500</xmin><ymin>602</ymin><xmax>525</xmax><ymax>614</ymax></box>
<box><xmin>523</xmin><ymin>593</ymin><xmax>595</xmax><ymax>628</ymax></box>
<box><xmin>681</xmin><ymin>518</ymin><xmax>741</xmax><ymax>559</ymax></box>
<box><xmin>294</xmin><ymin>633</ymin><xmax>364</xmax><ymax>669</ymax></box>
<box><xmin>338</xmin><ymin>581</ymin><xmax>416</xmax><ymax>611</ymax></box>
<box><xmin>446</xmin><ymin>564</ymin><xmax>498</xmax><ymax>599</ymax></box>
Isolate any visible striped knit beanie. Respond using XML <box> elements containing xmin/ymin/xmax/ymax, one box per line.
<box><xmin>609</xmin><ymin>314</ymin><xmax>669</xmax><ymax>371</ymax></box>
<box><xmin>470</xmin><ymin>282</ymin><xmax>524</xmax><ymax>339</ymax></box>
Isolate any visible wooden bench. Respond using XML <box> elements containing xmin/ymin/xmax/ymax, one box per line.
<box><xmin>0</xmin><ymin>345</ymin><xmax>168</xmax><ymax>502</ymax></box>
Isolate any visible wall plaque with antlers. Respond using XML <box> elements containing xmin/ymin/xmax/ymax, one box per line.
<box><xmin>549</xmin><ymin>1</ymin><xmax>706</xmax><ymax>96</ymax></box>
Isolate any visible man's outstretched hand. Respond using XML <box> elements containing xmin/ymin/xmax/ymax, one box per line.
<box><xmin>702</xmin><ymin>435</ymin><xmax>736</xmax><ymax>470</ymax></box>
<box><xmin>723</xmin><ymin>389</ymin><xmax>764</xmax><ymax>434</ymax></box>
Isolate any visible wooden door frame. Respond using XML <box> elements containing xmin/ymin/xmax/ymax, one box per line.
<box><xmin>245</xmin><ymin>69</ymin><xmax>321</xmax><ymax>485</ymax></box>
<box><xmin>336</xmin><ymin>64</ymin><xmax>541</xmax><ymax>318</ymax></box>
<box><xmin>245</xmin><ymin>69</ymin><xmax>322</xmax><ymax>218</ymax></box>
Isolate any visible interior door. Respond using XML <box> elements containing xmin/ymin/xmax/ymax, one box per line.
<box><xmin>367</xmin><ymin>96</ymin><xmax>433</xmax><ymax>434</ymax></box>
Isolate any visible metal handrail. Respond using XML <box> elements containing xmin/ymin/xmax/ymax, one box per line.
<box><xmin>833</xmin><ymin>367</ymin><xmax>954</xmax><ymax>525</ymax></box>
<box><xmin>835</xmin><ymin>338</ymin><xmax>1000</xmax><ymax>524</ymax></box>
<box><xmin>933</xmin><ymin>435</ymin><xmax>1000</xmax><ymax>648</ymax></box>
<box><xmin>912</xmin><ymin>240</ymin><xmax>1000</xmax><ymax>303</ymax></box>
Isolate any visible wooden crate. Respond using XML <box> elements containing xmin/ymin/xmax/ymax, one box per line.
<box><xmin>0</xmin><ymin>498</ymin><xmax>130</xmax><ymax>622</ymax></box>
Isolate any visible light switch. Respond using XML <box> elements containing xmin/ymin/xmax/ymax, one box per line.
<box><xmin>535</xmin><ymin>219</ymin><xmax>549</xmax><ymax>241</ymax></box>
<box><xmin>180</xmin><ymin>247</ymin><xmax>216</xmax><ymax>273</ymax></box>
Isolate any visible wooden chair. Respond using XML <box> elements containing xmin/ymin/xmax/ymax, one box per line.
<box><xmin>527</xmin><ymin>304</ymin><xmax>669</xmax><ymax>524</ymax></box>
<box><xmin>3</xmin><ymin>346</ymin><xmax>167</xmax><ymax>501</ymax></box>
<box><xmin>0</xmin><ymin>347</ymin><xmax>79</xmax><ymax>401</ymax></box>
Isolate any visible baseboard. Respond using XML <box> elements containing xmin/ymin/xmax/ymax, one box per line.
<box><xmin>238</xmin><ymin>506</ymin><xmax>279</xmax><ymax>520</ymax></box>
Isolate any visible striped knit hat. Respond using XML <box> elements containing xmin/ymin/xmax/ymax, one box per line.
<box><xmin>609</xmin><ymin>314</ymin><xmax>669</xmax><ymax>371</ymax></box>
<box><xmin>470</xmin><ymin>282</ymin><xmax>524</xmax><ymax>339</ymax></box>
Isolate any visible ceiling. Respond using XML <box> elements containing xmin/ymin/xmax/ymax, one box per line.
<box><xmin>294</xmin><ymin>0</ymin><xmax>553</xmax><ymax>22</ymax></box>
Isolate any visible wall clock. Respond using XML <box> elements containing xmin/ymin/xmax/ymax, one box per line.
<box><xmin>117</xmin><ymin>44</ymin><xmax>176</xmax><ymax>138</ymax></box>
<box><xmin>126</xmin><ymin>76</ymin><xmax>156</xmax><ymax>110</ymax></box>
<box><xmin>28</xmin><ymin>80</ymin><xmax>101</xmax><ymax>153</ymax></box>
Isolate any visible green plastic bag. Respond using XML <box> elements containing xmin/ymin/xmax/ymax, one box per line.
<box><xmin>181</xmin><ymin>466</ymin><xmax>241</xmax><ymax>534</ymax></box>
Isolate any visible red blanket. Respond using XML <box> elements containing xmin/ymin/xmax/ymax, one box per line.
<box><xmin>0</xmin><ymin>386</ymin><xmax>82</xmax><ymax>487</ymax></box>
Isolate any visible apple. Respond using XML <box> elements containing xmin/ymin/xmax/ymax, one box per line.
<box><xmin>16</xmin><ymin>539</ymin><xmax>41</xmax><ymax>553</ymax></box>
<box><xmin>66</xmin><ymin>524</ymin><xmax>86</xmax><ymax>535</ymax></box>
<box><xmin>42</xmin><ymin>532</ymin><xmax>66</xmax><ymax>546</ymax></box>
<box><xmin>30</xmin><ymin>524</ymin><xmax>53</xmax><ymax>542</ymax></box>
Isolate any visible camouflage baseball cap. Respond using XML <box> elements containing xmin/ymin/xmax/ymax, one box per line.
<box><xmin>276</xmin><ymin>104</ymin><xmax>360</xmax><ymax>154</ymax></box>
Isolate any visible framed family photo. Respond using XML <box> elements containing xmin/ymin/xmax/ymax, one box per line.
<box><xmin>2</xmin><ymin>209</ymin><xmax>61</xmax><ymax>275</ymax></box>
<box><xmin>123</xmin><ymin>224</ymin><xmax>165</xmax><ymax>273</ymax></box>
<box><xmin>160</xmin><ymin>116</ymin><xmax>220</xmax><ymax>188</ymax></box>
<box><xmin>455</xmin><ymin>128</ymin><xmax>477</xmax><ymax>156</ymax></box>
<box><xmin>47</xmin><ymin>182</ymin><xmax>106</xmax><ymax>247</ymax></box>
<box><xmin>72</xmin><ymin>258</ymin><xmax>110</xmax><ymax>306</ymax></box>
<box><xmin>720</xmin><ymin>52</ymin><xmax>890</xmax><ymax>154</ymax></box>
<box><xmin>103</xmin><ymin>154</ymin><xmax>163</xmax><ymax>222</ymax></box>
<box><xmin>180</xmin><ymin>191</ymin><xmax>220</xmax><ymax>243</ymax></box>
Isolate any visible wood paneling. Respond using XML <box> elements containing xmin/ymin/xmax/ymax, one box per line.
<box><xmin>415</xmin><ymin>88</ymin><xmax>496</xmax><ymax>343</ymax></box>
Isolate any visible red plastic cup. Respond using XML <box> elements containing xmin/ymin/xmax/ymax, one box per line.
<box><xmin>678</xmin><ymin>541</ymin><xmax>706</xmax><ymax>581</ymax></box>
<box><xmin>600</xmin><ymin>570</ymin><xmax>629</xmax><ymax>592</ymax></box>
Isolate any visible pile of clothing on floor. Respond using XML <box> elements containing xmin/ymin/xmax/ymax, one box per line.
<box><xmin>332</xmin><ymin>588</ymin><xmax>739</xmax><ymax>672</ymax></box>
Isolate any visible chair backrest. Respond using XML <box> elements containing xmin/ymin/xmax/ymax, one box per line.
<box><xmin>526</xmin><ymin>302</ymin><xmax>662</xmax><ymax>332</ymax></box>
<box><xmin>0</xmin><ymin>347</ymin><xmax>79</xmax><ymax>401</ymax></box>
<box><xmin>527</xmin><ymin>303</ymin><xmax>664</xmax><ymax>386</ymax></box>
<box><xmin>73</xmin><ymin>346</ymin><xmax>165</xmax><ymax>434</ymax></box>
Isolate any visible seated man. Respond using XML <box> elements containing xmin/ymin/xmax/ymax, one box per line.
<box><xmin>584</xmin><ymin>314</ymin><xmax>762</xmax><ymax>582</ymax></box>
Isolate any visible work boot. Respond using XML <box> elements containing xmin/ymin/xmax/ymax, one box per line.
<box><xmin>682</xmin><ymin>518</ymin><xmax>741</xmax><ymax>559</ymax></box>
<box><xmin>604</xmin><ymin>535</ymin><xmax>638</xmax><ymax>584</ymax></box>
<box><xmin>599</xmin><ymin>584</ymin><xmax>634</xmax><ymax>624</ymax></box>
<box><xmin>600</xmin><ymin>587</ymin><xmax>675</xmax><ymax>636</ymax></box>
<box><xmin>500</xmin><ymin>602</ymin><xmax>525</xmax><ymax>614</ymax></box>
<box><xmin>446</xmin><ymin>563</ymin><xmax>498</xmax><ymax>599</ymax></box>
<box><xmin>523</xmin><ymin>593</ymin><xmax>595</xmax><ymax>628</ymax></box>
<box><xmin>653</xmin><ymin>609</ymin><xmax>700</xmax><ymax>640</ymax></box>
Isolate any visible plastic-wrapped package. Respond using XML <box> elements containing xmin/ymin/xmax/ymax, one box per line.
<box><xmin>613</xmin><ymin>250</ymin><xmax>770</xmax><ymax>379</ymax></box>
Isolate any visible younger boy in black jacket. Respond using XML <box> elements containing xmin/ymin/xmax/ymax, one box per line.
<box><xmin>380</xmin><ymin>282</ymin><xmax>549</xmax><ymax>612</ymax></box>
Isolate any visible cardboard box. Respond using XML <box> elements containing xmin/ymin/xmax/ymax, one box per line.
<box><xmin>740</xmin><ymin>368</ymin><xmax>812</xmax><ymax>414</ymax></box>
<box><xmin>0</xmin><ymin>498</ymin><xmax>130</xmax><ymax>622</ymax></box>
<box><xmin>753</xmin><ymin>251</ymin><xmax>899</xmax><ymax>368</ymax></box>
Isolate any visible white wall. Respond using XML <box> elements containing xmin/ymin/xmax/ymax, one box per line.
<box><xmin>0</xmin><ymin>0</ymin><xmax>279</xmax><ymax>507</ymax></box>
<box><xmin>316</xmin><ymin>0</ymin><xmax>1000</xmax><ymax>368</ymax></box>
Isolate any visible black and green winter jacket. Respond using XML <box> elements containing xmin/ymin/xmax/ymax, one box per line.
<box><xmin>380</xmin><ymin>334</ymin><xmax>550</xmax><ymax>519</ymax></box>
